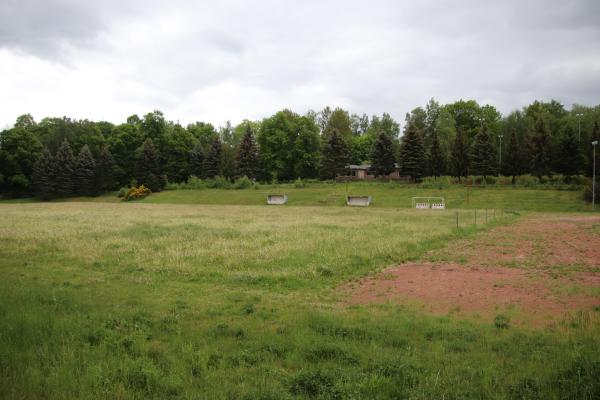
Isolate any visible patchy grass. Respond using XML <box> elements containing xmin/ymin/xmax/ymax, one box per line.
<box><xmin>0</xmin><ymin>202</ymin><xmax>599</xmax><ymax>399</ymax></box>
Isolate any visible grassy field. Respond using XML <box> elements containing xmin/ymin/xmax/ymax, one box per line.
<box><xmin>142</xmin><ymin>182</ymin><xmax>590</xmax><ymax>212</ymax></box>
<box><xmin>2</xmin><ymin>181</ymin><xmax>590</xmax><ymax>212</ymax></box>
<box><xmin>0</xmin><ymin>190</ymin><xmax>598</xmax><ymax>399</ymax></box>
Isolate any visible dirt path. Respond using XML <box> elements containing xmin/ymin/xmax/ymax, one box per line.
<box><xmin>341</xmin><ymin>214</ymin><xmax>600</xmax><ymax>326</ymax></box>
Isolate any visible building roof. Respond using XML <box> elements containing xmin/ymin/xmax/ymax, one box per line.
<box><xmin>347</xmin><ymin>163</ymin><xmax>400</xmax><ymax>170</ymax></box>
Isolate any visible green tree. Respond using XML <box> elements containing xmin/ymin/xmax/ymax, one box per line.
<box><xmin>96</xmin><ymin>146</ymin><xmax>116</xmax><ymax>193</ymax></box>
<box><xmin>203</xmin><ymin>138</ymin><xmax>222</xmax><ymax>179</ymax></box>
<box><xmin>558</xmin><ymin>126</ymin><xmax>583</xmax><ymax>180</ymax></box>
<box><xmin>503</xmin><ymin>128</ymin><xmax>521</xmax><ymax>184</ymax></box>
<box><xmin>258</xmin><ymin>110</ymin><xmax>320</xmax><ymax>181</ymax></box>
<box><xmin>107</xmin><ymin>122</ymin><xmax>144</xmax><ymax>186</ymax></box>
<box><xmin>371</xmin><ymin>131</ymin><xmax>396</xmax><ymax>177</ymax></box>
<box><xmin>189</xmin><ymin>142</ymin><xmax>204</xmax><ymax>178</ymax></box>
<box><xmin>470</xmin><ymin>124</ymin><xmax>496</xmax><ymax>180</ymax></box>
<box><xmin>321</xmin><ymin>129</ymin><xmax>349</xmax><ymax>179</ymax></box>
<box><xmin>399</xmin><ymin>121</ymin><xmax>426</xmax><ymax>182</ymax></box>
<box><xmin>74</xmin><ymin>145</ymin><xmax>96</xmax><ymax>196</ymax></box>
<box><xmin>135</xmin><ymin>138</ymin><xmax>164</xmax><ymax>192</ymax></box>
<box><xmin>323</xmin><ymin>108</ymin><xmax>352</xmax><ymax>140</ymax></box>
<box><xmin>0</xmin><ymin>126</ymin><xmax>43</xmax><ymax>195</ymax></box>
<box><xmin>54</xmin><ymin>139</ymin><xmax>76</xmax><ymax>197</ymax></box>
<box><xmin>451</xmin><ymin>128</ymin><xmax>470</xmax><ymax>181</ymax></box>
<box><xmin>163</xmin><ymin>123</ymin><xmax>195</xmax><ymax>183</ymax></box>
<box><xmin>235</xmin><ymin>125</ymin><xmax>259</xmax><ymax>179</ymax></box>
<box><xmin>530</xmin><ymin>116</ymin><xmax>551</xmax><ymax>181</ymax></box>
<box><xmin>429</xmin><ymin>129</ymin><xmax>445</xmax><ymax>178</ymax></box>
<box><xmin>32</xmin><ymin>148</ymin><xmax>56</xmax><ymax>200</ymax></box>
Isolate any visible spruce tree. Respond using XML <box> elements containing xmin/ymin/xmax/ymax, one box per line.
<box><xmin>451</xmin><ymin>128</ymin><xmax>470</xmax><ymax>181</ymax></box>
<box><xmin>74</xmin><ymin>145</ymin><xmax>96</xmax><ymax>196</ymax></box>
<box><xmin>321</xmin><ymin>129</ymin><xmax>349</xmax><ymax>179</ymax></box>
<box><xmin>530</xmin><ymin>116</ymin><xmax>551</xmax><ymax>181</ymax></box>
<box><xmin>470</xmin><ymin>124</ymin><xmax>496</xmax><ymax>180</ymax></box>
<box><xmin>189</xmin><ymin>142</ymin><xmax>204</xmax><ymax>178</ymax></box>
<box><xmin>135</xmin><ymin>138</ymin><xmax>163</xmax><ymax>192</ymax></box>
<box><xmin>428</xmin><ymin>129</ymin><xmax>444</xmax><ymax>178</ymax></box>
<box><xmin>371</xmin><ymin>131</ymin><xmax>396</xmax><ymax>177</ymax></box>
<box><xmin>399</xmin><ymin>121</ymin><xmax>426</xmax><ymax>182</ymax></box>
<box><xmin>54</xmin><ymin>139</ymin><xmax>75</xmax><ymax>197</ymax></box>
<box><xmin>32</xmin><ymin>148</ymin><xmax>56</xmax><ymax>200</ymax></box>
<box><xmin>558</xmin><ymin>126</ymin><xmax>582</xmax><ymax>180</ymax></box>
<box><xmin>504</xmin><ymin>128</ymin><xmax>521</xmax><ymax>184</ymax></box>
<box><xmin>203</xmin><ymin>138</ymin><xmax>222</xmax><ymax>178</ymax></box>
<box><xmin>235</xmin><ymin>125</ymin><xmax>259</xmax><ymax>179</ymax></box>
<box><xmin>96</xmin><ymin>146</ymin><xmax>116</xmax><ymax>193</ymax></box>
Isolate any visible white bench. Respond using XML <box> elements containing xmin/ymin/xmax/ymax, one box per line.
<box><xmin>267</xmin><ymin>194</ymin><xmax>288</xmax><ymax>205</ymax></box>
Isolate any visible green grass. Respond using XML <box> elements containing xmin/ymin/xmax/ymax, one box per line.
<box><xmin>139</xmin><ymin>182</ymin><xmax>590</xmax><ymax>212</ymax></box>
<box><xmin>0</xmin><ymin>200</ymin><xmax>598</xmax><ymax>399</ymax></box>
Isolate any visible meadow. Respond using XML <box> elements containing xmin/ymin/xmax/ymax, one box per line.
<box><xmin>0</xmin><ymin>185</ymin><xmax>598</xmax><ymax>399</ymax></box>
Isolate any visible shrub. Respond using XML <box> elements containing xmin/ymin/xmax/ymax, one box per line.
<box><xmin>117</xmin><ymin>186</ymin><xmax>129</xmax><ymax>198</ymax></box>
<box><xmin>233</xmin><ymin>176</ymin><xmax>254</xmax><ymax>189</ymax></box>
<box><xmin>494</xmin><ymin>314</ymin><xmax>510</xmax><ymax>329</ymax></box>
<box><xmin>205</xmin><ymin>176</ymin><xmax>231</xmax><ymax>189</ymax></box>
<box><xmin>294</xmin><ymin>178</ymin><xmax>306</xmax><ymax>188</ymax></box>
<box><xmin>123</xmin><ymin>185</ymin><xmax>152</xmax><ymax>201</ymax></box>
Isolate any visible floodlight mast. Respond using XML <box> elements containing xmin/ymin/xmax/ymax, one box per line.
<box><xmin>576</xmin><ymin>113</ymin><xmax>583</xmax><ymax>141</ymax></box>
<box><xmin>593</xmin><ymin>140</ymin><xmax>598</xmax><ymax>211</ymax></box>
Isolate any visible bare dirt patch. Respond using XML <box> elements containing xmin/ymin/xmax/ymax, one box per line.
<box><xmin>342</xmin><ymin>215</ymin><xmax>600</xmax><ymax>325</ymax></box>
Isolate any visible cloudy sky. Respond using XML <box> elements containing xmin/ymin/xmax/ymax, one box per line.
<box><xmin>1</xmin><ymin>0</ymin><xmax>599</xmax><ymax>129</ymax></box>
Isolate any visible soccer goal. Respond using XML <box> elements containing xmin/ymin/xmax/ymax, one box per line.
<box><xmin>411</xmin><ymin>197</ymin><xmax>445</xmax><ymax>210</ymax></box>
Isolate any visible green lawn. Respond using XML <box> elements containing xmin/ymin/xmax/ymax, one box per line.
<box><xmin>138</xmin><ymin>182</ymin><xmax>590</xmax><ymax>212</ymax></box>
<box><xmin>0</xmin><ymin>200</ymin><xmax>598</xmax><ymax>399</ymax></box>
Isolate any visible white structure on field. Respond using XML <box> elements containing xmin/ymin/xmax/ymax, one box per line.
<box><xmin>267</xmin><ymin>194</ymin><xmax>288</xmax><ymax>205</ymax></box>
<box><xmin>411</xmin><ymin>197</ymin><xmax>445</xmax><ymax>210</ymax></box>
<box><xmin>347</xmin><ymin>196</ymin><xmax>372</xmax><ymax>207</ymax></box>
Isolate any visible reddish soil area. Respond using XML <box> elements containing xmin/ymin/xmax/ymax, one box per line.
<box><xmin>342</xmin><ymin>215</ymin><xmax>600</xmax><ymax>325</ymax></box>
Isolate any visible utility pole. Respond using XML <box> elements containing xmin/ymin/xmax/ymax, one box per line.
<box><xmin>498</xmin><ymin>135</ymin><xmax>503</xmax><ymax>175</ymax></box>
<box><xmin>593</xmin><ymin>140</ymin><xmax>598</xmax><ymax>211</ymax></box>
<box><xmin>576</xmin><ymin>113</ymin><xmax>583</xmax><ymax>141</ymax></box>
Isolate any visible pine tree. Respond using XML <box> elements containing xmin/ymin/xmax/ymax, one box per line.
<box><xmin>189</xmin><ymin>142</ymin><xmax>204</xmax><ymax>178</ymax></box>
<box><xmin>74</xmin><ymin>145</ymin><xmax>96</xmax><ymax>196</ymax></box>
<box><xmin>135</xmin><ymin>138</ymin><xmax>163</xmax><ymax>192</ymax></box>
<box><xmin>371</xmin><ymin>131</ymin><xmax>396</xmax><ymax>177</ymax></box>
<box><xmin>530</xmin><ymin>116</ymin><xmax>551</xmax><ymax>181</ymax></box>
<box><xmin>203</xmin><ymin>138</ymin><xmax>222</xmax><ymax>178</ymax></box>
<box><xmin>96</xmin><ymin>146</ymin><xmax>116</xmax><ymax>193</ymax></box>
<box><xmin>321</xmin><ymin>129</ymin><xmax>349</xmax><ymax>179</ymax></box>
<box><xmin>235</xmin><ymin>125</ymin><xmax>259</xmax><ymax>179</ymax></box>
<box><xmin>399</xmin><ymin>121</ymin><xmax>426</xmax><ymax>182</ymax></box>
<box><xmin>503</xmin><ymin>128</ymin><xmax>521</xmax><ymax>184</ymax></box>
<box><xmin>451</xmin><ymin>128</ymin><xmax>470</xmax><ymax>181</ymax></box>
<box><xmin>54</xmin><ymin>139</ymin><xmax>75</xmax><ymax>197</ymax></box>
<box><xmin>470</xmin><ymin>124</ymin><xmax>496</xmax><ymax>180</ymax></box>
<box><xmin>428</xmin><ymin>129</ymin><xmax>444</xmax><ymax>178</ymax></box>
<box><xmin>558</xmin><ymin>126</ymin><xmax>582</xmax><ymax>180</ymax></box>
<box><xmin>32</xmin><ymin>148</ymin><xmax>56</xmax><ymax>200</ymax></box>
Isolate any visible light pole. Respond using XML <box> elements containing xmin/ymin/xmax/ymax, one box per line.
<box><xmin>498</xmin><ymin>135</ymin><xmax>503</xmax><ymax>175</ymax></box>
<box><xmin>576</xmin><ymin>113</ymin><xmax>583</xmax><ymax>141</ymax></box>
<box><xmin>593</xmin><ymin>140</ymin><xmax>598</xmax><ymax>211</ymax></box>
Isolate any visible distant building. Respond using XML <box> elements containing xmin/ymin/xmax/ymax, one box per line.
<box><xmin>337</xmin><ymin>164</ymin><xmax>404</xmax><ymax>181</ymax></box>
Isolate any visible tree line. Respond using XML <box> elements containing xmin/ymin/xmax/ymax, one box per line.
<box><xmin>1</xmin><ymin>99</ymin><xmax>599</xmax><ymax>199</ymax></box>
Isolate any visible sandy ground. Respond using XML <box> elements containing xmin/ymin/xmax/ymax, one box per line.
<box><xmin>341</xmin><ymin>214</ymin><xmax>600</xmax><ymax>325</ymax></box>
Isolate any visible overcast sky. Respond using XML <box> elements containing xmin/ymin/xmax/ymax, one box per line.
<box><xmin>1</xmin><ymin>0</ymin><xmax>599</xmax><ymax>129</ymax></box>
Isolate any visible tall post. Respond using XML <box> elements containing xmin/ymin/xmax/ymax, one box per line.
<box><xmin>593</xmin><ymin>141</ymin><xmax>598</xmax><ymax>211</ymax></box>
<box><xmin>498</xmin><ymin>135</ymin><xmax>503</xmax><ymax>175</ymax></box>
<box><xmin>577</xmin><ymin>113</ymin><xmax>583</xmax><ymax>142</ymax></box>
